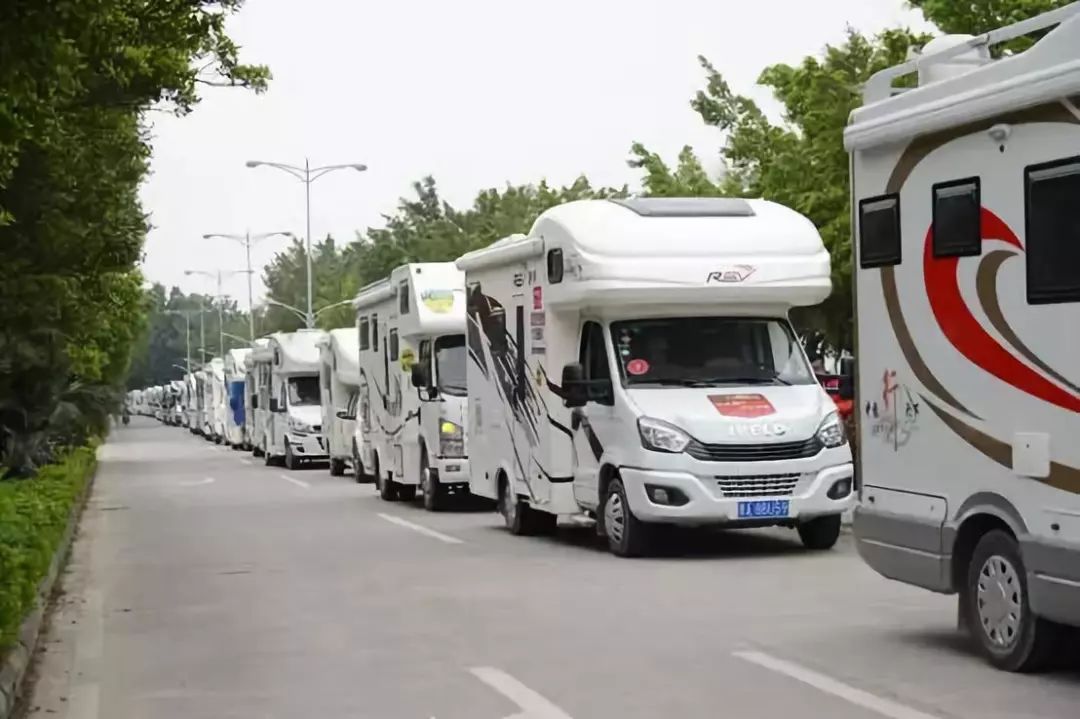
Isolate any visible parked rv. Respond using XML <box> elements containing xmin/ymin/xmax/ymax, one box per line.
<box><xmin>201</xmin><ymin>358</ymin><xmax>225</xmax><ymax>442</ymax></box>
<box><xmin>317</xmin><ymin>328</ymin><xmax>361</xmax><ymax>477</ymax></box>
<box><xmin>846</xmin><ymin>4</ymin><xmax>1080</xmax><ymax>671</ymax></box>
<box><xmin>457</xmin><ymin>198</ymin><xmax>853</xmax><ymax>555</ymax></box>
<box><xmin>249</xmin><ymin>330</ymin><xmax>327</xmax><ymax>469</ymax></box>
<box><xmin>245</xmin><ymin>339</ymin><xmax>270</xmax><ymax>455</ymax></box>
<box><xmin>353</xmin><ymin>262</ymin><xmax>470</xmax><ymax>509</ymax></box>
<box><xmin>224</xmin><ymin>348</ymin><xmax>252</xmax><ymax>448</ymax></box>
<box><xmin>188</xmin><ymin>370</ymin><xmax>206</xmax><ymax>434</ymax></box>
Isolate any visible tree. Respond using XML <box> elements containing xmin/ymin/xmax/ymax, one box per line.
<box><xmin>630</xmin><ymin>30</ymin><xmax>931</xmax><ymax>351</ymax></box>
<box><xmin>0</xmin><ymin>0</ymin><xmax>268</xmax><ymax>472</ymax></box>
<box><xmin>910</xmin><ymin>0</ymin><xmax>1073</xmax><ymax>43</ymax></box>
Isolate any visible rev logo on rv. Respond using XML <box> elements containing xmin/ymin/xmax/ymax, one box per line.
<box><xmin>728</xmin><ymin>422</ymin><xmax>788</xmax><ymax>438</ymax></box>
<box><xmin>706</xmin><ymin>265</ymin><xmax>756</xmax><ymax>283</ymax></box>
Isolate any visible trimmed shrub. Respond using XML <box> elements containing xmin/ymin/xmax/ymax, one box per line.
<box><xmin>0</xmin><ymin>446</ymin><xmax>96</xmax><ymax>649</ymax></box>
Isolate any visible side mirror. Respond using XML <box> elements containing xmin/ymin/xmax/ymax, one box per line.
<box><xmin>269</xmin><ymin>398</ymin><xmax>281</xmax><ymax>413</ymax></box>
<box><xmin>838</xmin><ymin>358</ymin><xmax>855</xmax><ymax>401</ymax></box>
<box><xmin>560</xmin><ymin>363</ymin><xmax>587</xmax><ymax>408</ymax></box>
<box><xmin>411</xmin><ymin>364</ymin><xmax>429</xmax><ymax>389</ymax></box>
<box><xmin>336</xmin><ymin>409</ymin><xmax>350</xmax><ymax>420</ymax></box>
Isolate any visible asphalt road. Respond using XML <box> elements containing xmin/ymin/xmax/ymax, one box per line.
<box><xmin>19</xmin><ymin>418</ymin><xmax>1080</xmax><ymax>719</ymax></box>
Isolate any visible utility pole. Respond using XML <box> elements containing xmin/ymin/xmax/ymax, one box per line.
<box><xmin>202</xmin><ymin>230</ymin><xmax>292</xmax><ymax>340</ymax></box>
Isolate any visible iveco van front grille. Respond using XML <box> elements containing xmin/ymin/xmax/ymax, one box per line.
<box><xmin>715</xmin><ymin>473</ymin><xmax>801</xmax><ymax>498</ymax></box>
<box><xmin>685</xmin><ymin>437</ymin><xmax>822</xmax><ymax>462</ymax></box>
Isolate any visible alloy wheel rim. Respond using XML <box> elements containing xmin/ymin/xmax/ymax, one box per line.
<box><xmin>977</xmin><ymin>554</ymin><xmax>1022</xmax><ymax>648</ymax></box>
<box><xmin>605</xmin><ymin>490</ymin><xmax>625</xmax><ymax>545</ymax></box>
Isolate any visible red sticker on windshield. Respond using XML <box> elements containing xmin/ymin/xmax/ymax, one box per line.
<box><xmin>709</xmin><ymin>394</ymin><xmax>775</xmax><ymax>418</ymax></box>
<box><xmin>626</xmin><ymin>359</ymin><xmax>650</xmax><ymax>376</ymax></box>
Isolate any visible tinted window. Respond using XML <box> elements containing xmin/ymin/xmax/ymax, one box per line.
<box><xmin>859</xmin><ymin>194</ymin><xmax>901</xmax><ymax>268</ymax></box>
<box><xmin>547</xmin><ymin>249</ymin><xmax>563</xmax><ymax>283</ymax></box>
<box><xmin>578</xmin><ymin>321</ymin><xmax>613</xmax><ymax>404</ymax></box>
<box><xmin>359</xmin><ymin>317</ymin><xmax>370</xmax><ymax>350</ymax></box>
<box><xmin>399</xmin><ymin>282</ymin><xmax>410</xmax><ymax>314</ymax></box>
<box><xmin>287</xmin><ymin>376</ymin><xmax>320</xmax><ymax>406</ymax></box>
<box><xmin>1026</xmin><ymin>157</ymin><xmax>1080</xmax><ymax>304</ymax></box>
<box><xmin>371</xmin><ymin>314</ymin><xmax>378</xmax><ymax>351</ymax></box>
<box><xmin>389</xmin><ymin>329</ymin><xmax>399</xmax><ymax>361</ymax></box>
<box><xmin>933</xmin><ymin>178</ymin><xmax>981</xmax><ymax>258</ymax></box>
<box><xmin>435</xmin><ymin>335</ymin><xmax>466</xmax><ymax>396</ymax></box>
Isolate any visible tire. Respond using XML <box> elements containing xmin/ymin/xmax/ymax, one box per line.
<box><xmin>353</xmin><ymin>445</ymin><xmax>368</xmax><ymax>484</ymax></box>
<box><xmin>963</xmin><ymin>530</ymin><xmax>1058</xmax><ymax>672</ymax></box>
<box><xmin>329</xmin><ymin>457</ymin><xmax>346</xmax><ymax>477</ymax></box>
<box><xmin>798</xmin><ymin>515</ymin><xmax>842</xmax><ymax>550</ymax></box>
<box><xmin>421</xmin><ymin>455</ymin><xmax>442</xmax><ymax>512</ymax></box>
<box><xmin>398</xmin><ymin>485</ymin><xmax>417</xmax><ymax>502</ymax></box>
<box><xmin>284</xmin><ymin>441</ymin><xmax>300</xmax><ymax>471</ymax></box>
<box><xmin>377</xmin><ymin>459</ymin><xmax>398</xmax><ymax>501</ymax></box>
<box><xmin>264</xmin><ymin>437</ymin><xmax>281</xmax><ymax>467</ymax></box>
<box><xmin>252</xmin><ymin>442</ymin><xmax>264</xmax><ymax>458</ymax></box>
<box><xmin>603</xmin><ymin>479</ymin><xmax>652</xmax><ymax>557</ymax></box>
<box><xmin>498</xmin><ymin>476</ymin><xmax>555</xmax><ymax>536</ymax></box>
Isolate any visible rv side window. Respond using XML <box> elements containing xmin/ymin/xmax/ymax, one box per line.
<box><xmin>547</xmin><ymin>249</ymin><xmax>564</xmax><ymax>284</ymax></box>
<box><xmin>399</xmin><ymin>281</ymin><xmax>410</xmax><ymax>314</ymax></box>
<box><xmin>858</xmin><ymin>194</ymin><xmax>901</xmax><ymax>268</ymax></box>
<box><xmin>1025</xmin><ymin>157</ymin><xmax>1080</xmax><ymax>304</ymax></box>
<box><xmin>579</xmin><ymin>321</ymin><xmax>613</xmax><ymax>405</ymax></box>
<box><xmin>488</xmin><ymin>306</ymin><xmax>508</xmax><ymax>353</ymax></box>
<box><xmin>932</xmin><ymin>178</ymin><xmax>981</xmax><ymax>258</ymax></box>
<box><xmin>359</xmin><ymin>317</ymin><xmax>370</xmax><ymax>350</ymax></box>
<box><xmin>389</xmin><ymin>329</ymin><xmax>399</xmax><ymax>361</ymax></box>
<box><xmin>515</xmin><ymin>306</ymin><xmax>526</xmax><ymax>403</ymax></box>
<box><xmin>371</xmin><ymin>314</ymin><xmax>378</xmax><ymax>351</ymax></box>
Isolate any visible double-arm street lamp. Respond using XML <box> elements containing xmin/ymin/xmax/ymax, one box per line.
<box><xmin>264</xmin><ymin>297</ymin><xmax>355</xmax><ymax>328</ymax></box>
<box><xmin>246</xmin><ymin>158</ymin><xmax>367</xmax><ymax>328</ymax></box>
<box><xmin>184</xmin><ymin>269</ymin><xmax>250</xmax><ymax>357</ymax></box>
<box><xmin>165</xmin><ymin>308</ymin><xmax>203</xmax><ymax>370</ymax></box>
<box><xmin>202</xmin><ymin>230</ymin><xmax>294</xmax><ymax>340</ymax></box>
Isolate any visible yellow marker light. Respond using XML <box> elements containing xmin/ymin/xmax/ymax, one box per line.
<box><xmin>440</xmin><ymin>421</ymin><xmax>459</xmax><ymax>435</ymax></box>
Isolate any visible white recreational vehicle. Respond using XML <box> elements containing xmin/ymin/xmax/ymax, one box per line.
<box><xmin>186</xmin><ymin>372</ymin><xmax>202</xmax><ymax>432</ymax></box>
<box><xmin>245</xmin><ymin>339</ymin><xmax>270</xmax><ymax>455</ymax></box>
<box><xmin>224</xmin><ymin>348</ymin><xmax>252</xmax><ymax>448</ymax></box>
<box><xmin>204</xmin><ymin>357</ymin><xmax>225</xmax><ymax>442</ymax></box>
<box><xmin>458</xmin><ymin>198</ymin><xmax>854</xmax><ymax>555</ymax></box>
<box><xmin>847</xmin><ymin>4</ymin><xmax>1080</xmax><ymax>672</ymax></box>
<box><xmin>317</xmin><ymin>328</ymin><xmax>362</xmax><ymax>477</ymax></box>
<box><xmin>249</xmin><ymin>330</ymin><xmax>327</xmax><ymax>469</ymax></box>
<box><xmin>167</xmin><ymin>380</ymin><xmax>185</xmax><ymax>425</ymax></box>
<box><xmin>353</xmin><ymin>263</ymin><xmax>470</xmax><ymax>509</ymax></box>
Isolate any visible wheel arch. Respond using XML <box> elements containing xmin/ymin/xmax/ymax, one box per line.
<box><xmin>948</xmin><ymin>493</ymin><xmax>1028</xmax><ymax>592</ymax></box>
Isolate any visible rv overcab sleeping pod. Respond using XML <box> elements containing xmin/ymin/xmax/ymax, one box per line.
<box><xmin>846</xmin><ymin>4</ymin><xmax>1080</xmax><ymax>672</ymax></box>
<box><xmin>224</xmin><ymin>348</ymin><xmax>252</xmax><ymax>448</ymax></box>
<box><xmin>250</xmin><ymin>330</ymin><xmax>327</xmax><ymax>469</ymax></box>
<box><xmin>317</xmin><ymin>328</ymin><xmax>361</xmax><ymax>478</ymax></box>
<box><xmin>353</xmin><ymin>262</ymin><xmax>470</xmax><ymax>510</ymax></box>
<box><xmin>457</xmin><ymin>198</ymin><xmax>854</xmax><ymax>556</ymax></box>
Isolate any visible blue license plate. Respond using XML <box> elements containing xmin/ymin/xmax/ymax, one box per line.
<box><xmin>737</xmin><ymin>500</ymin><xmax>790</xmax><ymax>519</ymax></box>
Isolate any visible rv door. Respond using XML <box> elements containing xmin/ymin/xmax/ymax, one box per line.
<box><xmin>572</xmin><ymin>320</ymin><xmax>615</xmax><ymax>510</ymax></box>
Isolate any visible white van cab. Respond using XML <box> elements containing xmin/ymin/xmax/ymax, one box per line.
<box><xmin>458</xmin><ymin>197</ymin><xmax>854</xmax><ymax>556</ymax></box>
<box><xmin>251</xmin><ymin>330</ymin><xmax>328</xmax><ymax>469</ymax></box>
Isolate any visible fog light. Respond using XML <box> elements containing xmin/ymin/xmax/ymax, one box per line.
<box><xmin>645</xmin><ymin>484</ymin><xmax>688</xmax><ymax>506</ymax></box>
<box><xmin>827</xmin><ymin>478</ymin><xmax>852</xmax><ymax>500</ymax></box>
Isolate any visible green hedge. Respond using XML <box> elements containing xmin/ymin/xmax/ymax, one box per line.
<box><xmin>0</xmin><ymin>446</ymin><xmax>96</xmax><ymax>650</ymax></box>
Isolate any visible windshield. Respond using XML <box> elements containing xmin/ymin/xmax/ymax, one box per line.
<box><xmin>287</xmin><ymin>376</ymin><xmax>320</xmax><ymax>406</ymax></box>
<box><xmin>610</xmin><ymin>317</ymin><xmax>815</xmax><ymax>387</ymax></box>
<box><xmin>435</xmin><ymin>335</ymin><xmax>467</xmax><ymax>396</ymax></box>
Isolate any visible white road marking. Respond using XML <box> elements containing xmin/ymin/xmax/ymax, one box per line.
<box><xmin>470</xmin><ymin>666</ymin><xmax>574</xmax><ymax>719</ymax></box>
<box><xmin>377</xmin><ymin>513</ymin><xmax>463</xmax><ymax>544</ymax></box>
<box><xmin>733</xmin><ymin>651</ymin><xmax>941</xmax><ymax>719</ymax></box>
<box><xmin>241</xmin><ymin>459</ymin><xmax>253</xmax><ymax>466</ymax></box>
<box><xmin>279</xmin><ymin>474</ymin><xmax>310</xmax><ymax>489</ymax></box>
<box><xmin>179</xmin><ymin>477</ymin><xmax>215</xmax><ymax>487</ymax></box>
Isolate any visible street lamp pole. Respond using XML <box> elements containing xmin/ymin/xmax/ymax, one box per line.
<box><xmin>185</xmin><ymin>268</ymin><xmax>247</xmax><ymax>359</ymax></box>
<box><xmin>165</xmin><ymin>310</ymin><xmax>196</xmax><ymax>374</ymax></box>
<box><xmin>246</xmin><ymin>158</ymin><xmax>368</xmax><ymax>328</ymax></box>
<box><xmin>203</xmin><ymin>230</ymin><xmax>293</xmax><ymax>340</ymax></box>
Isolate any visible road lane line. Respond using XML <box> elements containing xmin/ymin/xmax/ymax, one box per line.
<box><xmin>733</xmin><ymin>651</ymin><xmax>941</xmax><ymax>719</ymax></box>
<box><xmin>470</xmin><ymin>666</ymin><xmax>573</xmax><ymax>719</ymax></box>
<box><xmin>377</xmin><ymin>513</ymin><xmax>463</xmax><ymax>544</ymax></box>
<box><xmin>241</xmin><ymin>459</ymin><xmax>253</xmax><ymax>466</ymax></box>
<box><xmin>279</xmin><ymin>474</ymin><xmax>311</xmax><ymax>489</ymax></box>
<box><xmin>179</xmin><ymin>477</ymin><xmax>215</xmax><ymax>487</ymax></box>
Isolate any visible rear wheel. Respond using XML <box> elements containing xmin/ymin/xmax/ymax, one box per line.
<box><xmin>964</xmin><ymin>530</ymin><xmax>1058</xmax><ymax>672</ymax></box>
<box><xmin>353</xmin><ymin>445</ymin><xmax>369</xmax><ymax>484</ymax></box>
<box><xmin>798</xmin><ymin>515</ymin><xmax>842</xmax><ymax>550</ymax></box>
<box><xmin>499</xmin><ymin>476</ymin><xmax>555</xmax><ymax>536</ymax></box>
<box><xmin>329</xmin><ymin>457</ymin><xmax>346</xmax><ymax>477</ymax></box>
<box><xmin>603</xmin><ymin>478</ymin><xmax>652</xmax><ymax>557</ymax></box>
<box><xmin>263</xmin><ymin>437</ymin><xmax>279</xmax><ymax>467</ymax></box>
<box><xmin>398</xmin><ymin>485</ymin><xmax>417</xmax><ymax>502</ymax></box>
<box><xmin>377</xmin><ymin>458</ymin><xmax>398</xmax><ymax>501</ymax></box>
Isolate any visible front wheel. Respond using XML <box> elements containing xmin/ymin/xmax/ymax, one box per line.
<box><xmin>421</xmin><ymin>457</ymin><xmax>442</xmax><ymax>512</ymax></box>
<box><xmin>284</xmin><ymin>442</ymin><xmax>301</xmax><ymax>471</ymax></box>
<box><xmin>797</xmin><ymin>515</ymin><xmax>842</xmax><ymax>550</ymax></box>
<box><xmin>964</xmin><ymin>530</ymin><xmax>1058</xmax><ymax>672</ymax></box>
<box><xmin>353</xmin><ymin>446</ymin><xmax>369</xmax><ymax>484</ymax></box>
<box><xmin>603</xmin><ymin>479</ymin><xmax>652</xmax><ymax>557</ymax></box>
<box><xmin>329</xmin><ymin>457</ymin><xmax>346</xmax><ymax>477</ymax></box>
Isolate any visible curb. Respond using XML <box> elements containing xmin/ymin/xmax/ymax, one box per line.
<box><xmin>0</xmin><ymin>461</ymin><xmax>97</xmax><ymax>719</ymax></box>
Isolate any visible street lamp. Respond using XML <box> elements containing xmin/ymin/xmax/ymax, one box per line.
<box><xmin>265</xmin><ymin>297</ymin><xmax>355</xmax><ymax>327</ymax></box>
<box><xmin>184</xmin><ymin>269</ymin><xmax>249</xmax><ymax>357</ymax></box>
<box><xmin>165</xmin><ymin>309</ymin><xmax>202</xmax><ymax>373</ymax></box>
<box><xmin>222</xmin><ymin>331</ymin><xmax>250</xmax><ymax>347</ymax></box>
<box><xmin>202</xmin><ymin>230</ymin><xmax>293</xmax><ymax>340</ymax></box>
<box><xmin>246</xmin><ymin>158</ymin><xmax>367</xmax><ymax>328</ymax></box>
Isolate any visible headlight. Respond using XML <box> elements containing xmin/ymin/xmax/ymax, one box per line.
<box><xmin>816</xmin><ymin>412</ymin><xmax>847</xmax><ymax>448</ymax></box>
<box><xmin>637</xmin><ymin>416</ymin><xmax>691</xmax><ymax>453</ymax></box>
<box><xmin>439</xmin><ymin>420</ymin><xmax>465</xmax><ymax>457</ymax></box>
<box><xmin>289</xmin><ymin>418</ymin><xmax>313</xmax><ymax>433</ymax></box>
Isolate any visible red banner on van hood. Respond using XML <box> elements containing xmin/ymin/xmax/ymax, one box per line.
<box><xmin>708</xmin><ymin>393</ymin><xmax>776</xmax><ymax>418</ymax></box>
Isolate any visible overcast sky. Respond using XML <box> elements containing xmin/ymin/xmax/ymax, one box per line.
<box><xmin>140</xmin><ymin>0</ymin><xmax>933</xmax><ymax>306</ymax></box>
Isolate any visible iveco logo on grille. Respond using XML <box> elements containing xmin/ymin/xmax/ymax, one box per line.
<box><xmin>728</xmin><ymin>423</ymin><xmax>788</xmax><ymax>437</ymax></box>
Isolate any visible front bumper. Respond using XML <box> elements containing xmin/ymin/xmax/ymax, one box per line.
<box><xmin>620</xmin><ymin>461</ymin><xmax>854</xmax><ymax>525</ymax></box>
<box><xmin>287</xmin><ymin>432</ymin><xmax>328</xmax><ymax>459</ymax></box>
<box><xmin>433</xmin><ymin>456</ymin><xmax>470</xmax><ymax>487</ymax></box>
